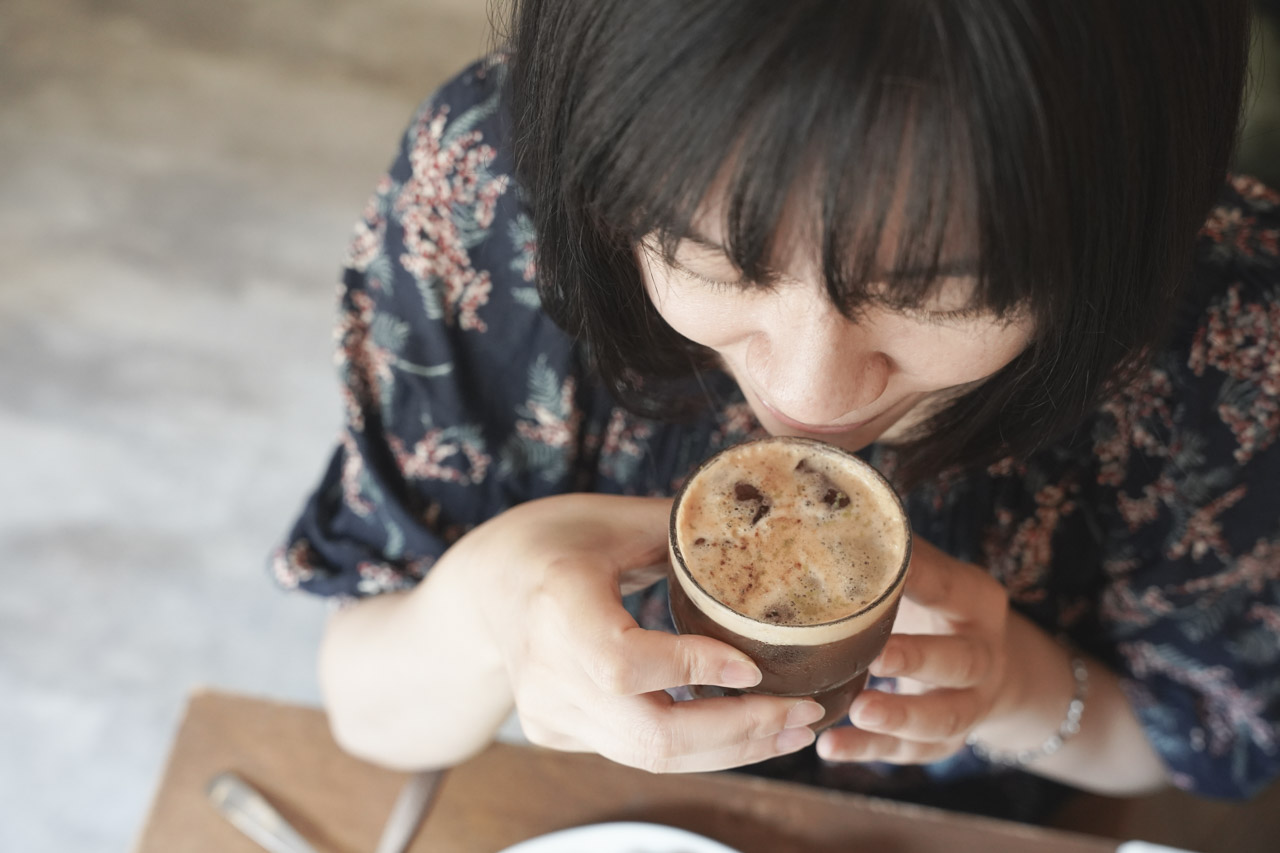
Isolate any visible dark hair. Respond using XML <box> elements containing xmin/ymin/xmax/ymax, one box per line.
<box><xmin>503</xmin><ymin>0</ymin><xmax>1249</xmax><ymax>487</ymax></box>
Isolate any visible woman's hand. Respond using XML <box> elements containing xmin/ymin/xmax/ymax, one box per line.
<box><xmin>816</xmin><ymin>537</ymin><xmax>1015</xmax><ymax>764</ymax></box>
<box><xmin>463</xmin><ymin>494</ymin><xmax>825</xmax><ymax>773</ymax></box>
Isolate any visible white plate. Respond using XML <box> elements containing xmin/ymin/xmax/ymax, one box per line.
<box><xmin>497</xmin><ymin>821</ymin><xmax>744</xmax><ymax>853</ymax></box>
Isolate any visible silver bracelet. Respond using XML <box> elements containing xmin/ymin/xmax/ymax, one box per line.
<box><xmin>966</xmin><ymin>655</ymin><xmax>1089</xmax><ymax>767</ymax></box>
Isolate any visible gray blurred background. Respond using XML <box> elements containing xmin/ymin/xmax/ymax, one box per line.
<box><xmin>1</xmin><ymin>1</ymin><xmax>491</xmax><ymax>850</ymax></box>
<box><xmin>1</xmin><ymin>2</ymin><xmax>1277</xmax><ymax>851</ymax></box>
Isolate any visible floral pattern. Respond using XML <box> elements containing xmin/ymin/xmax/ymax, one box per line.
<box><xmin>275</xmin><ymin>59</ymin><xmax>1280</xmax><ymax>807</ymax></box>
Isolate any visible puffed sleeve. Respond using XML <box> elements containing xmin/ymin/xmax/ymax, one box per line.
<box><xmin>1091</xmin><ymin>176</ymin><xmax>1280</xmax><ymax>799</ymax></box>
<box><xmin>271</xmin><ymin>58</ymin><xmax>591</xmax><ymax>600</ymax></box>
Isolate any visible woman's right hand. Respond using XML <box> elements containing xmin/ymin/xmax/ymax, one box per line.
<box><xmin>459</xmin><ymin>493</ymin><xmax>824</xmax><ymax>773</ymax></box>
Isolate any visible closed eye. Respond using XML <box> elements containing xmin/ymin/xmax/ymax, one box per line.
<box><xmin>669</xmin><ymin>257</ymin><xmax>778</xmax><ymax>292</ymax></box>
<box><xmin>903</xmin><ymin>305</ymin><xmax>990</xmax><ymax>324</ymax></box>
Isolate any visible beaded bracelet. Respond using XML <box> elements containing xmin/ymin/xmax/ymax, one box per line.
<box><xmin>966</xmin><ymin>655</ymin><xmax>1089</xmax><ymax>767</ymax></box>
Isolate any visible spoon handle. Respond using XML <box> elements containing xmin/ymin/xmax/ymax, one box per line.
<box><xmin>207</xmin><ymin>771</ymin><xmax>322</xmax><ymax>853</ymax></box>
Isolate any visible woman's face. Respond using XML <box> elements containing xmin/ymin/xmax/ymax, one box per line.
<box><xmin>637</xmin><ymin>214</ymin><xmax>1035</xmax><ymax>454</ymax></box>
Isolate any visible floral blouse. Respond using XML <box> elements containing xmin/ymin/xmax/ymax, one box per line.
<box><xmin>274</xmin><ymin>57</ymin><xmax>1280</xmax><ymax>814</ymax></box>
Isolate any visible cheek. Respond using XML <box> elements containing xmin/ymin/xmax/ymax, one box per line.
<box><xmin>883</xmin><ymin>319</ymin><xmax>1033</xmax><ymax>387</ymax></box>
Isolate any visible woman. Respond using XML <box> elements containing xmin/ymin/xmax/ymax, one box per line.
<box><xmin>274</xmin><ymin>0</ymin><xmax>1278</xmax><ymax>822</ymax></box>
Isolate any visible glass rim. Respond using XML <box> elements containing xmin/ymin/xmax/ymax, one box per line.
<box><xmin>668</xmin><ymin>435</ymin><xmax>913</xmax><ymax>632</ymax></box>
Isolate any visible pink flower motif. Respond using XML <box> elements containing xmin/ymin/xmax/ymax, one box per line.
<box><xmin>345</xmin><ymin>175</ymin><xmax>394</xmax><ymax>276</ymax></box>
<box><xmin>1187</xmin><ymin>283</ymin><xmax>1280</xmax><ymax>463</ymax></box>
<box><xmin>395</xmin><ymin>105</ymin><xmax>510</xmax><ymax>332</ymax></box>
<box><xmin>1230</xmin><ymin>174</ymin><xmax>1280</xmax><ymax>206</ymax></box>
<box><xmin>518</xmin><ymin>241</ymin><xmax>537</xmax><ymax>282</ymax></box>
<box><xmin>985</xmin><ymin>455</ymin><xmax>1024</xmax><ymax>478</ymax></box>
<box><xmin>1101</xmin><ymin>580</ymin><xmax>1176</xmax><ymax>629</ymax></box>
<box><xmin>709</xmin><ymin>402</ymin><xmax>766</xmax><ymax>449</ymax></box>
<box><xmin>389</xmin><ymin>428</ymin><xmax>491</xmax><ymax>485</ymax></box>
<box><xmin>356</xmin><ymin>561</ymin><xmax>413</xmax><ymax>595</ymax></box>
<box><xmin>1175</xmin><ymin>536</ymin><xmax>1280</xmax><ymax>597</ymax></box>
<box><xmin>271</xmin><ymin>541</ymin><xmax>318</xmax><ymax>590</ymax></box>
<box><xmin>1200</xmin><ymin>206</ymin><xmax>1258</xmax><ymax>256</ymax></box>
<box><xmin>599</xmin><ymin>408</ymin><xmax>655</xmax><ymax>481</ymax></box>
<box><xmin>981</xmin><ymin>482</ymin><xmax>1077</xmax><ymax>604</ymax></box>
<box><xmin>339</xmin><ymin>431</ymin><xmax>374</xmax><ymax>517</ymax></box>
<box><xmin>1247</xmin><ymin>602</ymin><xmax>1280</xmax><ymax>634</ymax></box>
<box><xmin>1166</xmin><ymin>484</ymin><xmax>1248</xmax><ymax>562</ymax></box>
<box><xmin>602</xmin><ymin>408</ymin><xmax>653</xmax><ymax>458</ymax></box>
<box><xmin>516</xmin><ymin>375</ymin><xmax>580</xmax><ymax>448</ymax></box>
<box><xmin>333</xmin><ymin>290</ymin><xmax>396</xmax><ymax>432</ymax></box>
<box><xmin>1094</xmin><ymin>365</ymin><xmax>1174</xmax><ymax>487</ymax></box>
<box><xmin>1116</xmin><ymin>475</ymin><xmax>1176</xmax><ymax>532</ymax></box>
<box><xmin>1123</xmin><ymin>641</ymin><xmax>1277</xmax><ymax>756</ymax></box>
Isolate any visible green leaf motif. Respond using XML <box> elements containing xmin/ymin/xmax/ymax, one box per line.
<box><xmin>511</xmin><ymin>287</ymin><xmax>541</xmax><ymax>309</ymax></box>
<box><xmin>384</xmin><ymin>518</ymin><xmax>405</xmax><ymax>560</ymax></box>
<box><xmin>371</xmin><ymin>312</ymin><xmax>409</xmax><ymax>355</ymax></box>
<box><xmin>438</xmin><ymin>422</ymin><xmax>486</xmax><ymax>449</ymax></box>
<box><xmin>440</xmin><ymin>70</ymin><xmax>505</xmax><ymax>149</ymax></box>
<box><xmin>394</xmin><ymin>360</ymin><xmax>453</xmax><ymax>379</ymax></box>
<box><xmin>1226</xmin><ymin>625</ymin><xmax>1280</xmax><ymax>666</ymax></box>
<box><xmin>508</xmin><ymin>212</ymin><xmax>537</xmax><ymax>286</ymax></box>
<box><xmin>527</xmin><ymin>354</ymin><xmax>565</xmax><ymax>415</ymax></box>
<box><xmin>499</xmin><ymin>433</ymin><xmax>570</xmax><ymax>483</ymax></box>
<box><xmin>354</xmin><ymin>466</ymin><xmax>388</xmax><ymax>520</ymax></box>
<box><xmin>1176</xmin><ymin>589</ymin><xmax>1237</xmax><ymax>643</ymax></box>
<box><xmin>366</xmin><ymin>254</ymin><xmax>396</xmax><ymax>296</ymax></box>
<box><xmin>416</xmin><ymin>277</ymin><xmax>444</xmax><ymax>321</ymax></box>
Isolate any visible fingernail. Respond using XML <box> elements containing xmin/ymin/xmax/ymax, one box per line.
<box><xmin>775</xmin><ymin>726</ymin><xmax>816</xmax><ymax>753</ymax></box>
<box><xmin>855</xmin><ymin>701</ymin><xmax>888</xmax><ymax>728</ymax></box>
<box><xmin>876</xmin><ymin>647</ymin><xmax>903</xmax><ymax>676</ymax></box>
<box><xmin>785</xmin><ymin>700</ymin><xmax>826</xmax><ymax>729</ymax></box>
<box><xmin>721</xmin><ymin>659</ymin><xmax>762</xmax><ymax>688</ymax></box>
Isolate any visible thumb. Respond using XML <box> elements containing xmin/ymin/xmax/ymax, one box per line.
<box><xmin>619</xmin><ymin>560</ymin><xmax>670</xmax><ymax>596</ymax></box>
<box><xmin>600</xmin><ymin>494</ymin><xmax>675</xmax><ymax>572</ymax></box>
<box><xmin>612</xmin><ymin>496</ymin><xmax>675</xmax><ymax>595</ymax></box>
<box><xmin>592</xmin><ymin>627</ymin><xmax>763</xmax><ymax>696</ymax></box>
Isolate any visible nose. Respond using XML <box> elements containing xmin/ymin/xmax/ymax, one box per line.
<box><xmin>743</xmin><ymin>298</ymin><xmax>891</xmax><ymax>426</ymax></box>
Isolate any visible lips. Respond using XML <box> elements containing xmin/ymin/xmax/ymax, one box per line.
<box><xmin>755</xmin><ymin>395</ymin><xmax>875</xmax><ymax>435</ymax></box>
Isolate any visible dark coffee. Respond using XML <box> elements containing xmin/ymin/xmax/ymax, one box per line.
<box><xmin>668</xmin><ymin>437</ymin><xmax>911</xmax><ymax>731</ymax></box>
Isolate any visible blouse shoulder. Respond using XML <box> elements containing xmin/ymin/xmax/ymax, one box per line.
<box><xmin>272</xmin><ymin>56</ymin><xmax>592</xmax><ymax>600</ymax></box>
<box><xmin>1077</xmin><ymin>175</ymin><xmax>1280</xmax><ymax>798</ymax></box>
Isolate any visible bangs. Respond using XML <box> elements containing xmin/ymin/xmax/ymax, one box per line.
<box><xmin>509</xmin><ymin>0</ymin><xmax>1250</xmax><ymax>483</ymax></box>
<box><xmin>570</xmin><ymin>2</ymin><xmax>1053</xmax><ymax>321</ymax></box>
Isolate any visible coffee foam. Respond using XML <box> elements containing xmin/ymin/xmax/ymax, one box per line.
<box><xmin>671</xmin><ymin>438</ymin><xmax>910</xmax><ymax>646</ymax></box>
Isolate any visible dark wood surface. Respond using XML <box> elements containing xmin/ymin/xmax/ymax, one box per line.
<box><xmin>1048</xmin><ymin>781</ymin><xmax>1280</xmax><ymax>853</ymax></box>
<box><xmin>134</xmin><ymin>689</ymin><xmax>1122</xmax><ymax>853</ymax></box>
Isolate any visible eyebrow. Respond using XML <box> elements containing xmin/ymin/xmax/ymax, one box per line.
<box><xmin>681</xmin><ymin>230</ymin><xmax>979</xmax><ymax>279</ymax></box>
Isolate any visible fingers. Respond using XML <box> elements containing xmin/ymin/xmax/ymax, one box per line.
<box><xmin>538</xmin><ymin>558</ymin><xmax>737</xmax><ymax>698</ymax></box>
<box><xmin>870</xmin><ymin>633</ymin><xmax>994</xmax><ymax>688</ymax></box>
<box><xmin>583</xmin><ymin>627</ymin><xmax>763</xmax><ymax>696</ymax></box>
<box><xmin>902</xmin><ymin>538</ymin><xmax>1006</xmax><ymax>623</ymax></box>
<box><xmin>817</xmin><ymin>726</ymin><xmax>960</xmax><ymax>765</ymax></box>
<box><xmin>847</xmin><ymin>688</ymin><xmax>983</xmax><ymax>743</ymax></box>
<box><xmin>644</xmin><ymin>725</ymin><xmax>816</xmax><ymax>774</ymax></box>
<box><xmin>604</xmin><ymin>693</ymin><xmax>824</xmax><ymax>774</ymax></box>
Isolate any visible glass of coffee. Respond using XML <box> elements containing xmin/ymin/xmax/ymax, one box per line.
<box><xmin>667</xmin><ymin>436</ymin><xmax>912</xmax><ymax>732</ymax></box>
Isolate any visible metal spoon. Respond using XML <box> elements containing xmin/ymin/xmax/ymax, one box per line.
<box><xmin>207</xmin><ymin>771</ymin><xmax>320</xmax><ymax>853</ymax></box>
<box><xmin>374</xmin><ymin>770</ymin><xmax>445</xmax><ymax>853</ymax></box>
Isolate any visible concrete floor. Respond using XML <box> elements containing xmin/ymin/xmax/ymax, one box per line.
<box><xmin>0</xmin><ymin>1</ymin><xmax>491</xmax><ymax>850</ymax></box>
<box><xmin>4</xmin><ymin>3</ymin><xmax>1278</xmax><ymax>852</ymax></box>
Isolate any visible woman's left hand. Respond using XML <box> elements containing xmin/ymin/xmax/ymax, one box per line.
<box><xmin>816</xmin><ymin>537</ymin><xmax>1015</xmax><ymax>764</ymax></box>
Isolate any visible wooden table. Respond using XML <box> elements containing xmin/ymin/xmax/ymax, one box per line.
<box><xmin>132</xmin><ymin>689</ymin><xmax>1271</xmax><ymax>853</ymax></box>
